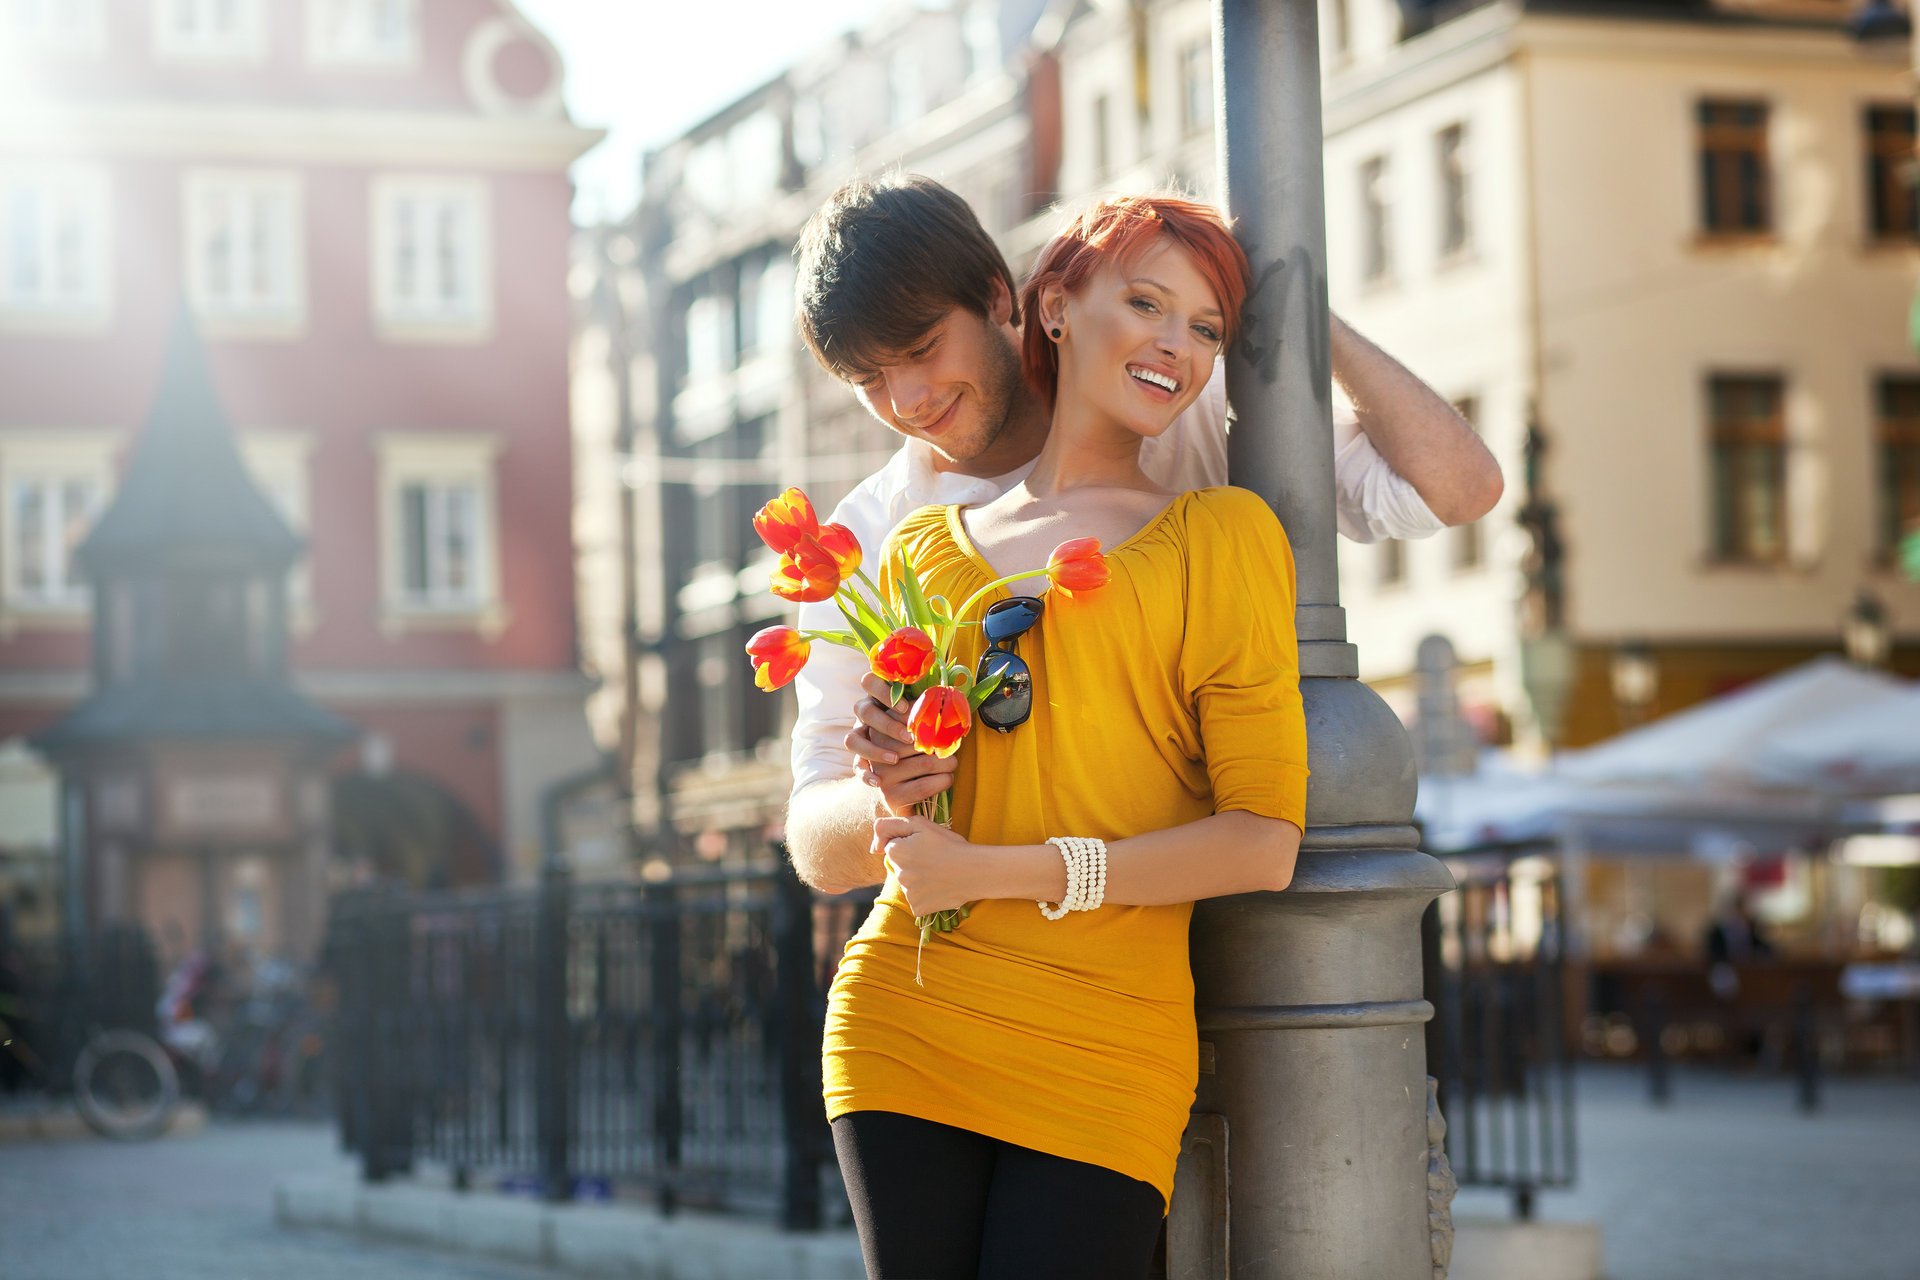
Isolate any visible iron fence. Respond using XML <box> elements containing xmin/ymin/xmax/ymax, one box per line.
<box><xmin>330</xmin><ymin>857</ymin><xmax>854</xmax><ymax>1227</ymax></box>
<box><xmin>1423</xmin><ymin>851</ymin><xmax>1577</xmax><ymax>1217</ymax></box>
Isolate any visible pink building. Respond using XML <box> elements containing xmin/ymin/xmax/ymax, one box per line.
<box><xmin>0</xmin><ymin>0</ymin><xmax>603</xmax><ymax>923</ymax></box>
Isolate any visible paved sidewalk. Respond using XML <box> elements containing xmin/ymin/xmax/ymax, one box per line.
<box><xmin>1453</xmin><ymin>1064</ymin><xmax>1920</xmax><ymax>1280</ymax></box>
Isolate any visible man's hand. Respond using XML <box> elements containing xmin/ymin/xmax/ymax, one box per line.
<box><xmin>846</xmin><ymin>673</ymin><xmax>957</xmax><ymax>816</ymax></box>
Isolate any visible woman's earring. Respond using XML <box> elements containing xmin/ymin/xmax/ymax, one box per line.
<box><xmin>1050</xmin><ymin>327</ymin><xmax>1062</xmax><ymax>340</ymax></box>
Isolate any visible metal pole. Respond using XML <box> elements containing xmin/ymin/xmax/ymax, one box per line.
<box><xmin>1198</xmin><ymin>3</ymin><xmax>1455</xmax><ymax>1276</ymax></box>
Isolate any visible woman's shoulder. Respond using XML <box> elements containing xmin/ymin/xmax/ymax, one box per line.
<box><xmin>1176</xmin><ymin>486</ymin><xmax>1289</xmax><ymax>541</ymax></box>
<box><xmin>883</xmin><ymin>503</ymin><xmax>959</xmax><ymax>552</ymax></box>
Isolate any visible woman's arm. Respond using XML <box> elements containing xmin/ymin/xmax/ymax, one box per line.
<box><xmin>873</xmin><ymin>809</ymin><xmax>1301</xmax><ymax>916</ymax></box>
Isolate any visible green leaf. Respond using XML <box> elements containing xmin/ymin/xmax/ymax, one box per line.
<box><xmin>836</xmin><ymin>595</ymin><xmax>884</xmax><ymax>650</ymax></box>
<box><xmin>895</xmin><ymin>550</ymin><xmax>935</xmax><ymax>630</ymax></box>
<box><xmin>887</xmin><ymin>680</ymin><xmax>907</xmax><ymax>707</ymax></box>
<box><xmin>967</xmin><ymin>672</ymin><xmax>1003</xmax><ymax>710</ymax></box>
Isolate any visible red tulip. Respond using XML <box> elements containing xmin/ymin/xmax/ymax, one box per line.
<box><xmin>870</xmin><ymin>627</ymin><xmax>936</xmax><ymax>685</ymax></box>
<box><xmin>907</xmin><ymin>685</ymin><xmax>971</xmax><ymax>758</ymax></box>
<box><xmin>745</xmin><ymin>626</ymin><xmax>811</xmax><ymax>691</ymax></box>
<box><xmin>1046</xmin><ymin>537</ymin><xmax>1109</xmax><ymax>598</ymax></box>
<box><xmin>813</xmin><ymin>521</ymin><xmax>863</xmax><ymax>584</ymax></box>
<box><xmin>769</xmin><ymin>544</ymin><xmax>840</xmax><ymax>603</ymax></box>
<box><xmin>752</xmin><ymin>487</ymin><xmax>820</xmax><ymax>556</ymax></box>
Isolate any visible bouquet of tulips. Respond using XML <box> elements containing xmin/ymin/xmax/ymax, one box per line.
<box><xmin>744</xmin><ymin>487</ymin><xmax>1109</xmax><ymax>945</ymax></box>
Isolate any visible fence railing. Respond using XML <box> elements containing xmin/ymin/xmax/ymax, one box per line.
<box><xmin>329</xmin><ymin>857</ymin><xmax>856</xmax><ymax>1228</ymax></box>
<box><xmin>1423</xmin><ymin>852</ymin><xmax>1577</xmax><ymax>1218</ymax></box>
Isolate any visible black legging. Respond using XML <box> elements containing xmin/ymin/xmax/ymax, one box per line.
<box><xmin>831</xmin><ymin>1110</ymin><xmax>1166</xmax><ymax>1280</ymax></box>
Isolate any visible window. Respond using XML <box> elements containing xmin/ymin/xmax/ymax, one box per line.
<box><xmin>1452</xmin><ymin>398</ymin><xmax>1483</xmax><ymax>571</ymax></box>
<box><xmin>154</xmin><ymin>0</ymin><xmax>267</xmax><ymax>61</ymax></box>
<box><xmin>183</xmin><ymin>171</ymin><xmax>303</xmax><ymax>329</ymax></box>
<box><xmin>737</xmin><ymin>257</ymin><xmax>792</xmax><ymax>362</ymax></box>
<box><xmin>1438</xmin><ymin>123</ymin><xmax>1472</xmax><ymax>258</ymax></box>
<box><xmin>1092</xmin><ymin>93</ymin><xmax>1113</xmax><ymax>182</ymax></box>
<box><xmin>1328</xmin><ymin>0</ymin><xmax>1351</xmax><ymax>60</ymax></box>
<box><xmin>1865</xmin><ymin>105</ymin><xmax>1918</xmax><ymax>243</ymax></box>
<box><xmin>1361</xmin><ymin>155</ymin><xmax>1392</xmax><ymax>283</ymax></box>
<box><xmin>371</xmin><ymin>177</ymin><xmax>490</xmax><ymax>336</ymax></box>
<box><xmin>4</xmin><ymin>0</ymin><xmax>105</xmax><ymax>54</ymax></box>
<box><xmin>695</xmin><ymin>633</ymin><xmax>742</xmax><ymax>759</ymax></box>
<box><xmin>376</xmin><ymin>434</ymin><xmax>502</xmax><ymax>628</ymax></box>
<box><xmin>1879</xmin><ymin>376</ymin><xmax>1920</xmax><ymax>558</ymax></box>
<box><xmin>0</xmin><ymin>432</ymin><xmax>114</xmax><ymax>616</ymax></box>
<box><xmin>684</xmin><ymin>292</ymin><xmax>734</xmax><ymax>384</ymax></box>
<box><xmin>1708</xmin><ymin>376</ymin><xmax>1787</xmax><ymax>564</ymax></box>
<box><xmin>1377</xmin><ymin>538</ymin><xmax>1405</xmax><ymax>588</ymax></box>
<box><xmin>1179</xmin><ymin>38</ymin><xmax>1210</xmax><ymax>138</ymax></box>
<box><xmin>307</xmin><ymin>0</ymin><xmax>415</xmax><ymax>65</ymax></box>
<box><xmin>1698</xmin><ymin>100</ymin><xmax>1771</xmax><ymax>237</ymax></box>
<box><xmin>0</xmin><ymin>165</ymin><xmax>110</xmax><ymax>321</ymax></box>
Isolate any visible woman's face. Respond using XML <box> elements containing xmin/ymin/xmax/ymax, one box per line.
<box><xmin>1052</xmin><ymin>236</ymin><xmax>1225</xmax><ymax>439</ymax></box>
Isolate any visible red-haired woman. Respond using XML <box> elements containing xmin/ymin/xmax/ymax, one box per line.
<box><xmin>822</xmin><ymin>195</ymin><xmax>1309</xmax><ymax>1279</ymax></box>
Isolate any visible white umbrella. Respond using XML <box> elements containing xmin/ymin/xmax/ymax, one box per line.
<box><xmin>1748</xmin><ymin>683</ymin><xmax>1920</xmax><ymax>797</ymax></box>
<box><xmin>1553</xmin><ymin>656</ymin><xmax>1906</xmax><ymax>791</ymax></box>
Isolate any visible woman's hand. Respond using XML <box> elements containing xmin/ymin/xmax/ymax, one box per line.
<box><xmin>872</xmin><ymin>814</ymin><xmax>978</xmax><ymax>916</ymax></box>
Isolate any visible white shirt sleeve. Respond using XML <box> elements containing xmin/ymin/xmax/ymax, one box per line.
<box><xmin>1330</xmin><ymin>387</ymin><xmax>1447</xmax><ymax>543</ymax></box>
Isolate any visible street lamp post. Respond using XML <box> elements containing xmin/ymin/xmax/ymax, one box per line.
<box><xmin>1197</xmin><ymin>3</ymin><xmax>1455</xmax><ymax>1276</ymax></box>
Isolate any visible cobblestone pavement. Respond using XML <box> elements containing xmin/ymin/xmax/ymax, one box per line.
<box><xmin>1452</xmin><ymin>1064</ymin><xmax>1920</xmax><ymax>1280</ymax></box>
<box><xmin>0</xmin><ymin>1119</ymin><xmax>571</xmax><ymax>1280</ymax></box>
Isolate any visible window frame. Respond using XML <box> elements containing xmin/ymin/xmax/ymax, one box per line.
<box><xmin>374</xmin><ymin>433</ymin><xmax>505</xmax><ymax>634</ymax></box>
<box><xmin>1437</xmin><ymin>122</ymin><xmax>1473</xmax><ymax>260</ymax></box>
<box><xmin>1706</xmin><ymin>374</ymin><xmax>1789</xmax><ymax>566</ymax></box>
<box><xmin>1696</xmin><ymin>98</ymin><xmax>1773</xmax><ymax>240</ymax></box>
<box><xmin>305</xmin><ymin>0</ymin><xmax>419</xmax><ymax>68</ymax></box>
<box><xmin>152</xmin><ymin>0</ymin><xmax>269</xmax><ymax>63</ymax></box>
<box><xmin>369</xmin><ymin>175</ymin><xmax>493</xmax><ymax>342</ymax></box>
<box><xmin>0</xmin><ymin>429</ymin><xmax>117</xmax><ymax>629</ymax></box>
<box><xmin>1360</xmin><ymin>154</ymin><xmax>1393</xmax><ymax>285</ymax></box>
<box><xmin>182</xmin><ymin>168</ymin><xmax>307</xmax><ymax>335</ymax></box>
<box><xmin>1864</xmin><ymin>103</ymin><xmax>1919</xmax><ymax>245</ymax></box>
<box><xmin>1877</xmin><ymin>374</ymin><xmax>1920</xmax><ymax>560</ymax></box>
<box><xmin>0</xmin><ymin>162</ymin><xmax>113</xmax><ymax>329</ymax></box>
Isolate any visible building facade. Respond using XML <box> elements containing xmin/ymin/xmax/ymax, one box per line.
<box><xmin>1046</xmin><ymin>0</ymin><xmax>1920</xmax><ymax>749</ymax></box>
<box><xmin>574</xmin><ymin>1</ymin><xmax>1048</xmax><ymax>868</ymax></box>
<box><xmin>0</xmin><ymin>0</ymin><xmax>603</xmax><ymax>930</ymax></box>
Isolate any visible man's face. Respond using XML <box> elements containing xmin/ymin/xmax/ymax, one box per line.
<box><xmin>849</xmin><ymin>302</ymin><xmax>1025</xmax><ymax>469</ymax></box>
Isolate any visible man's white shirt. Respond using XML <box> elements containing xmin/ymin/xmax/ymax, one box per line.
<box><xmin>788</xmin><ymin>365</ymin><xmax>1444</xmax><ymax>799</ymax></box>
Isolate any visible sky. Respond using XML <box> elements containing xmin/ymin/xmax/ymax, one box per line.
<box><xmin>512</xmin><ymin>0</ymin><xmax>894</xmax><ymax>222</ymax></box>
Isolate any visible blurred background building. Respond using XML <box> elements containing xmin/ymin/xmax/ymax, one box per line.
<box><xmin>0</xmin><ymin>0</ymin><xmax>603</xmax><ymax>953</ymax></box>
<box><xmin>574</xmin><ymin>0</ymin><xmax>1919</xmax><ymax>872</ymax></box>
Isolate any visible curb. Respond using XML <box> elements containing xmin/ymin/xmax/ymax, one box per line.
<box><xmin>274</xmin><ymin>1171</ymin><xmax>866</xmax><ymax>1280</ymax></box>
<box><xmin>0</xmin><ymin>1101</ymin><xmax>207</xmax><ymax>1146</ymax></box>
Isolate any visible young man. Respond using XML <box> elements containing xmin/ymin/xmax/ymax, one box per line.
<box><xmin>784</xmin><ymin>175</ymin><xmax>1501</xmax><ymax>893</ymax></box>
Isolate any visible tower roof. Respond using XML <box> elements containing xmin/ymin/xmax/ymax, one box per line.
<box><xmin>77</xmin><ymin>311</ymin><xmax>304</xmax><ymax>576</ymax></box>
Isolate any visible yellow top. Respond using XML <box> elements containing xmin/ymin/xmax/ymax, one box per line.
<box><xmin>821</xmin><ymin>486</ymin><xmax>1309</xmax><ymax>1207</ymax></box>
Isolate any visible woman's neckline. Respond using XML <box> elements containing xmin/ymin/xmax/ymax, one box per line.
<box><xmin>945</xmin><ymin>491</ymin><xmax>1192</xmax><ymax>585</ymax></box>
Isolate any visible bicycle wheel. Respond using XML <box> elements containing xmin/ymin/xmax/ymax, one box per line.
<box><xmin>74</xmin><ymin>1029</ymin><xmax>180</xmax><ymax>1142</ymax></box>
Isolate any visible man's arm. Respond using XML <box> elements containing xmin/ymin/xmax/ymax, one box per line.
<box><xmin>1330</xmin><ymin>313</ymin><xmax>1503</xmax><ymax>525</ymax></box>
<box><xmin>785</xmin><ymin>776</ymin><xmax>887</xmax><ymax>894</ymax></box>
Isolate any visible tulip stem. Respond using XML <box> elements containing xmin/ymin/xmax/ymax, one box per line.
<box><xmin>798</xmin><ymin>630</ymin><xmax>864</xmax><ymax>649</ymax></box>
<box><xmin>849</xmin><ymin>568</ymin><xmax>898</xmax><ymax>629</ymax></box>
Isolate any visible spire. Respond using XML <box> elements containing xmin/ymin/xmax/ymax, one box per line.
<box><xmin>76</xmin><ymin>307</ymin><xmax>303</xmax><ymax>577</ymax></box>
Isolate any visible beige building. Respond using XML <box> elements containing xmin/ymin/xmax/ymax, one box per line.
<box><xmin>1044</xmin><ymin>0</ymin><xmax>1920</xmax><ymax>748</ymax></box>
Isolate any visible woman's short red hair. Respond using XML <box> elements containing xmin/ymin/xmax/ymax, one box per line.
<box><xmin>1018</xmin><ymin>194</ymin><xmax>1250</xmax><ymax>407</ymax></box>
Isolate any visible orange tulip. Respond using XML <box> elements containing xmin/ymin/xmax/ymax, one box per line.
<box><xmin>1046</xmin><ymin>537</ymin><xmax>1109</xmax><ymax>598</ymax></box>
<box><xmin>813</xmin><ymin>521</ymin><xmax>863</xmax><ymax>584</ymax></box>
<box><xmin>870</xmin><ymin>626</ymin><xmax>936</xmax><ymax>685</ymax></box>
<box><xmin>770</xmin><ymin>544</ymin><xmax>840</xmax><ymax>603</ymax></box>
<box><xmin>752</xmin><ymin>487</ymin><xmax>820</xmax><ymax>556</ymax></box>
<box><xmin>744</xmin><ymin>626</ymin><xmax>811</xmax><ymax>691</ymax></box>
<box><xmin>907</xmin><ymin>685</ymin><xmax>971</xmax><ymax>758</ymax></box>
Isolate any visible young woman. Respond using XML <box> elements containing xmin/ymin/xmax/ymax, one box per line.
<box><xmin>822</xmin><ymin>195</ymin><xmax>1309</xmax><ymax>1280</ymax></box>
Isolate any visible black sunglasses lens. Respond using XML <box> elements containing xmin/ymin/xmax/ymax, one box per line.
<box><xmin>976</xmin><ymin>649</ymin><xmax>1033</xmax><ymax>731</ymax></box>
<box><xmin>983</xmin><ymin>596</ymin><xmax>1044</xmax><ymax>645</ymax></box>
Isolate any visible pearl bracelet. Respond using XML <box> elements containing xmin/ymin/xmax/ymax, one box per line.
<box><xmin>1040</xmin><ymin>836</ymin><xmax>1108</xmax><ymax>919</ymax></box>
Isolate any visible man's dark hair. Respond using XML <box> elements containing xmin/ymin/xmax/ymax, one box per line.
<box><xmin>793</xmin><ymin>174</ymin><xmax>1019</xmax><ymax>381</ymax></box>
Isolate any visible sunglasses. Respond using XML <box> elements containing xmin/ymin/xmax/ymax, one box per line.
<box><xmin>975</xmin><ymin>595</ymin><xmax>1044</xmax><ymax>733</ymax></box>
